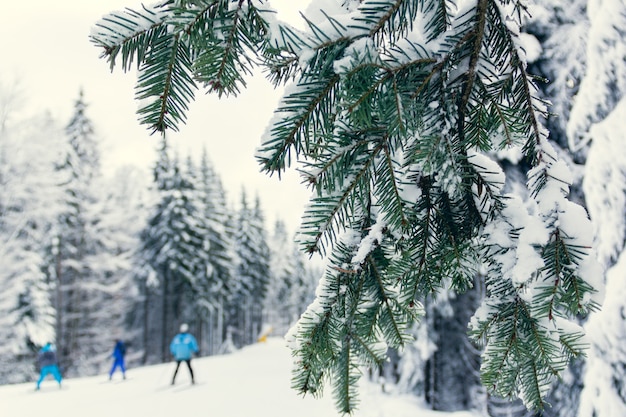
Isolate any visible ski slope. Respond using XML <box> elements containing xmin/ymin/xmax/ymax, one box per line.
<box><xmin>2</xmin><ymin>337</ymin><xmax>479</xmax><ymax>417</ymax></box>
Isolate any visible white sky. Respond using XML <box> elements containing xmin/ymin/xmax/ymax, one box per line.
<box><xmin>2</xmin><ymin>337</ymin><xmax>480</xmax><ymax>417</ymax></box>
<box><xmin>0</xmin><ymin>1</ymin><xmax>314</xmax><ymax>234</ymax></box>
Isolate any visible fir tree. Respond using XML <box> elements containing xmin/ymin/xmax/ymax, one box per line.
<box><xmin>91</xmin><ymin>1</ymin><xmax>602</xmax><ymax>412</ymax></box>
<box><xmin>567</xmin><ymin>1</ymin><xmax>626</xmax><ymax>416</ymax></box>
<box><xmin>139</xmin><ymin>137</ymin><xmax>210</xmax><ymax>361</ymax></box>
<box><xmin>228</xmin><ymin>190</ymin><xmax>270</xmax><ymax>347</ymax></box>
<box><xmin>525</xmin><ymin>0</ymin><xmax>589</xmax><ymax>159</ymax></box>
<box><xmin>265</xmin><ymin>220</ymin><xmax>297</xmax><ymax>335</ymax></box>
<box><xmin>196</xmin><ymin>149</ymin><xmax>235</xmax><ymax>353</ymax></box>
<box><xmin>103</xmin><ymin>165</ymin><xmax>152</xmax><ymax>366</ymax></box>
<box><xmin>266</xmin><ymin>219</ymin><xmax>321</xmax><ymax>336</ymax></box>
<box><xmin>52</xmin><ymin>90</ymin><xmax>105</xmax><ymax>376</ymax></box>
<box><xmin>0</xmin><ymin>111</ymin><xmax>64</xmax><ymax>383</ymax></box>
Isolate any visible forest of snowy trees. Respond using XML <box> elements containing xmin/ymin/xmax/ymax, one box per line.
<box><xmin>2</xmin><ymin>0</ymin><xmax>626</xmax><ymax>417</ymax></box>
<box><xmin>0</xmin><ymin>90</ymin><xmax>319</xmax><ymax>383</ymax></box>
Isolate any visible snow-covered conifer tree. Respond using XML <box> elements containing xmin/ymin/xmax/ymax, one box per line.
<box><xmin>92</xmin><ymin>1</ymin><xmax>602</xmax><ymax>412</ymax></box>
<box><xmin>99</xmin><ymin>165</ymin><xmax>152</xmax><ymax>365</ymax></box>
<box><xmin>566</xmin><ymin>1</ymin><xmax>626</xmax><ymax>416</ymax></box>
<box><xmin>0</xmin><ymin>111</ymin><xmax>65</xmax><ymax>383</ymax></box>
<box><xmin>264</xmin><ymin>219</ymin><xmax>294</xmax><ymax>335</ymax></box>
<box><xmin>196</xmin><ymin>149</ymin><xmax>235</xmax><ymax>354</ymax></box>
<box><xmin>51</xmin><ymin>90</ymin><xmax>106</xmax><ymax>376</ymax></box>
<box><xmin>79</xmin><ymin>166</ymin><xmax>149</xmax><ymax>374</ymax></box>
<box><xmin>228</xmin><ymin>190</ymin><xmax>270</xmax><ymax>347</ymax></box>
<box><xmin>139</xmin><ymin>138</ymin><xmax>210</xmax><ymax>361</ymax></box>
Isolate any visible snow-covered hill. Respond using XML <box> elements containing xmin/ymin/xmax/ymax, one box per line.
<box><xmin>2</xmin><ymin>337</ymin><xmax>479</xmax><ymax>417</ymax></box>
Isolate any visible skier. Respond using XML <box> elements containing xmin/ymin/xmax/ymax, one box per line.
<box><xmin>36</xmin><ymin>342</ymin><xmax>62</xmax><ymax>390</ymax></box>
<box><xmin>108</xmin><ymin>339</ymin><xmax>127</xmax><ymax>380</ymax></box>
<box><xmin>170</xmin><ymin>323</ymin><xmax>199</xmax><ymax>385</ymax></box>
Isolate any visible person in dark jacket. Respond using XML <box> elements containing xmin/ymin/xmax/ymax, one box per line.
<box><xmin>108</xmin><ymin>339</ymin><xmax>127</xmax><ymax>380</ymax></box>
<box><xmin>170</xmin><ymin>323</ymin><xmax>199</xmax><ymax>385</ymax></box>
<box><xmin>36</xmin><ymin>342</ymin><xmax>62</xmax><ymax>390</ymax></box>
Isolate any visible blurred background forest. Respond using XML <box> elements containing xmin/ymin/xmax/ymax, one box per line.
<box><xmin>1</xmin><ymin>1</ymin><xmax>626</xmax><ymax>417</ymax></box>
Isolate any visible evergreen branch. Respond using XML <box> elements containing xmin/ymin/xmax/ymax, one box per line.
<box><xmin>485</xmin><ymin>2</ymin><xmax>543</xmax><ymax>159</ymax></box>
<box><xmin>93</xmin><ymin>0</ymin><xmax>600</xmax><ymax>412</ymax></box>
<box><xmin>344</xmin><ymin>63</ymin><xmax>390</xmax><ymax>116</ymax></box>
<box><xmin>537</xmin><ymin>232</ymin><xmax>596</xmax><ymax>318</ymax></box>
<box><xmin>135</xmin><ymin>31</ymin><xmax>197</xmax><ymax>132</ymax></box>
<box><xmin>262</xmin><ymin>17</ymin><xmax>320</xmax><ymax>86</ymax></box>
<box><xmin>257</xmin><ymin>74</ymin><xmax>341</xmax><ymax>174</ymax></box>
<box><xmin>457</xmin><ymin>0</ymin><xmax>488</xmax><ymax>124</ymax></box>
<box><xmin>518</xmin><ymin>301</ymin><xmax>562</xmax><ymax>378</ymax></box>
<box><xmin>298</xmin><ymin>138</ymin><xmax>380</xmax><ymax>255</ymax></box>
<box><xmin>390</xmin><ymin>78</ymin><xmax>406</xmax><ymax>135</ymax></box>
<box><xmin>374</xmin><ymin>142</ymin><xmax>410</xmax><ymax>229</ymax></box>
<box><xmin>526</xmin><ymin>361</ymin><xmax>543</xmax><ymax>409</ymax></box>
<box><xmin>91</xmin><ymin>4</ymin><xmax>171</xmax><ymax>72</ymax></box>
<box><xmin>480</xmin><ymin>300</ymin><xmax>520</xmax><ymax>397</ymax></box>
<box><xmin>423</xmin><ymin>0</ymin><xmax>454</xmax><ymax>41</ymax></box>
<box><xmin>350</xmin><ymin>331</ymin><xmax>386</xmax><ymax>367</ymax></box>
<box><xmin>351</xmin><ymin>0</ymin><xmax>418</xmax><ymax>43</ymax></box>
<box><xmin>290</xmin><ymin>313</ymin><xmax>333</xmax><ymax>396</ymax></box>
<box><xmin>364</xmin><ymin>254</ymin><xmax>407</xmax><ymax>346</ymax></box>
<box><xmin>168</xmin><ymin>1</ymin><xmax>219</xmax><ymax>34</ymax></box>
<box><xmin>305</xmin><ymin>131</ymin><xmax>372</xmax><ymax>193</ymax></box>
<box><xmin>395</xmin><ymin>180</ymin><xmax>444</xmax><ymax>300</ymax></box>
<box><xmin>270</xmin><ymin>20</ymin><xmax>312</xmax><ymax>52</ymax></box>
<box><xmin>333</xmin><ymin>339</ymin><xmax>360</xmax><ymax>413</ymax></box>
<box><xmin>394</xmin><ymin>246</ymin><xmax>433</xmax><ymax>302</ymax></box>
<box><xmin>559</xmin><ymin>327</ymin><xmax>587</xmax><ymax>358</ymax></box>
<box><xmin>488</xmin><ymin>96</ymin><xmax>515</xmax><ymax>147</ymax></box>
<box><xmin>185</xmin><ymin>1</ymin><xmax>269</xmax><ymax>96</ymax></box>
<box><xmin>300</xmin><ymin>13</ymin><xmax>336</xmax><ymax>44</ymax></box>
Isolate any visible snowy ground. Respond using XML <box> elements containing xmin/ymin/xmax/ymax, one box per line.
<box><xmin>2</xmin><ymin>337</ymin><xmax>480</xmax><ymax>417</ymax></box>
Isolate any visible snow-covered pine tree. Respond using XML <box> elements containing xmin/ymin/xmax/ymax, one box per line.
<box><xmin>78</xmin><ymin>166</ymin><xmax>150</xmax><ymax>374</ymax></box>
<box><xmin>52</xmin><ymin>90</ymin><xmax>106</xmax><ymax>376</ymax></box>
<box><xmin>91</xmin><ymin>0</ymin><xmax>602</xmax><ymax>412</ymax></box>
<box><xmin>135</xmin><ymin>135</ymin><xmax>172</xmax><ymax>363</ymax></box>
<box><xmin>0</xmin><ymin>111</ymin><xmax>64</xmax><ymax>383</ymax></box>
<box><xmin>182</xmin><ymin>154</ymin><xmax>214</xmax><ymax>316</ymax></box>
<box><xmin>289</xmin><ymin>245</ymin><xmax>319</xmax><ymax>327</ymax></box>
<box><xmin>101</xmin><ymin>165</ymin><xmax>152</xmax><ymax>367</ymax></box>
<box><xmin>139</xmin><ymin>137</ymin><xmax>210</xmax><ymax>362</ymax></box>
<box><xmin>228</xmin><ymin>190</ymin><xmax>270</xmax><ymax>347</ymax></box>
<box><xmin>566</xmin><ymin>1</ymin><xmax>626</xmax><ymax>416</ymax></box>
<box><xmin>525</xmin><ymin>0</ymin><xmax>588</xmax><ymax>158</ymax></box>
<box><xmin>265</xmin><ymin>219</ymin><xmax>295</xmax><ymax>336</ymax></box>
<box><xmin>196</xmin><ymin>149</ymin><xmax>235</xmax><ymax>354</ymax></box>
<box><xmin>266</xmin><ymin>219</ymin><xmax>322</xmax><ymax>337</ymax></box>
<box><xmin>250</xmin><ymin>195</ymin><xmax>270</xmax><ymax>339</ymax></box>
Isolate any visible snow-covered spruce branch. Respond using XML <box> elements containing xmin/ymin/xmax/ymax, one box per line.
<box><xmin>91</xmin><ymin>3</ymin><xmax>172</xmax><ymax>72</ymax></box>
<box><xmin>92</xmin><ymin>0</ymin><xmax>602</xmax><ymax>413</ymax></box>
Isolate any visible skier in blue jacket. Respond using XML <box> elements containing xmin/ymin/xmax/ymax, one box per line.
<box><xmin>170</xmin><ymin>323</ymin><xmax>199</xmax><ymax>385</ymax></box>
<box><xmin>108</xmin><ymin>339</ymin><xmax>127</xmax><ymax>380</ymax></box>
<box><xmin>36</xmin><ymin>342</ymin><xmax>62</xmax><ymax>390</ymax></box>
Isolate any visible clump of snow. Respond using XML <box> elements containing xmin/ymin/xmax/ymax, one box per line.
<box><xmin>578</xmin><ymin>250</ymin><xmax>626</xmax><ymax>417</ymax></box>
<box><xmin>566</xmin><ymin>0</ymin><xmax>626</xmax><ymax>151</ymax></box>
<box><xmin>517</xmin><ymin>33</ymin><xmax>542</xmax><ymax>63</ymax></box>
<box><xmin>582</xmin><ymin>98</ymin><xmax>626</xmax><ymax>266</ymax></box>
<box><xmin>351</xmin><ymin>221</ymin><xmax>386</xmax><ymax>266</ymax></box>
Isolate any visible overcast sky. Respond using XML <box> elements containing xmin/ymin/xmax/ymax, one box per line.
<box><xmin>1</xmin><ymin>0</ymin><xmax>313</xmax><ymax>234</ymax></box>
